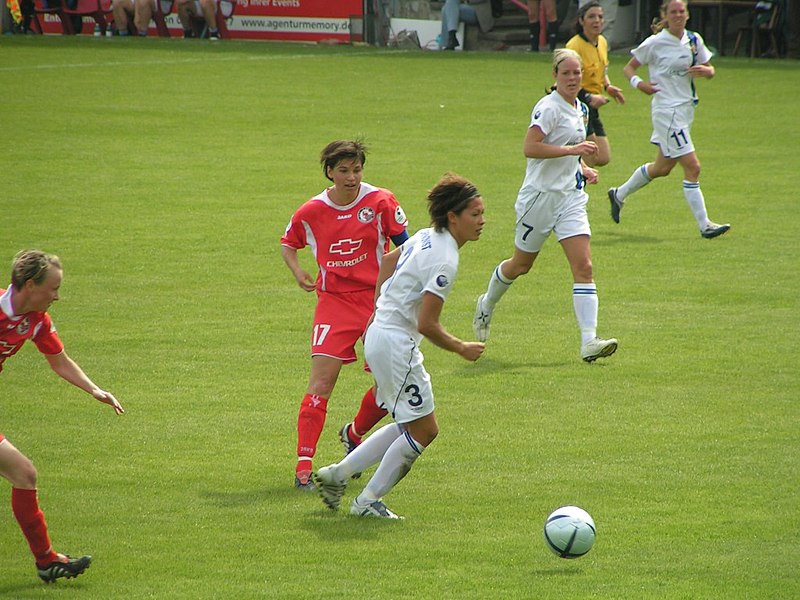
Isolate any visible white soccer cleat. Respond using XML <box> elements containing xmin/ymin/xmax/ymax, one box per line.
<box><xmin>350</xmin><ymin>497</ymin><xmax>403</xmax><ymax>520</ymax></box>
<box><xmin>472</xmin><ymin>293</ymin><xmax>493</xmax><ymax>342</ymax></box>
<box><xmin>700</xmin><ymin>222</ymin><xmax>730</xmax><ymax>239</ymax></box>
<box><xmin>314</xmin><ymin>465</ymin><xmax>347</xmax><ymax>510</ymax></box>
<box><xmin>580</xmin><ymin>337</ymin><xmax>618</xmax><ymax>363</ymax></box>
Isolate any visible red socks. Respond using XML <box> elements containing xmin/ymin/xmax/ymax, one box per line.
<box><xmin>296</xmin><ymin>393</ymin><xmax>328</xmax><ymax>473</ymax></box>
<box><xmin>11</xmin><ymin>488</ymin><xmax>58</xmax><ymax>567</ymax></box>
<box><xmin>352</xmin><ymin>387</ymin><xmax>388</xmax><ymax>440</ymax></box>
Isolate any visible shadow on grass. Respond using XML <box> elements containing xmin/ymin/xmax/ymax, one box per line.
<box><xmin>527</xmin><ymin>566</ymin><xmax>585</xmax><ymax>576</ymax></box>
<box><xmin>591</xmin><ymin>229</ymin><xmax>664</xmax><ymax>246</ymax></box>
<box><xmin>0</xmin><ymin>579</ymin><xmax>90</xmax><ymax>596</ymax></box>
<box><xmin>298</xmin><ymin>510</ymin><xmax>406</xmax><ymax>541</ymax></box>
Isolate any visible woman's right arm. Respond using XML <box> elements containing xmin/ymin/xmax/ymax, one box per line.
<box><xmin>281</xmin><ymin>245</ymin><xmax>316</xmax><ymax>292</ymax></box>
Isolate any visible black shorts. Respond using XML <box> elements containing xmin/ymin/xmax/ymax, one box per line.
<box><xmin>587</xmin><ymin>106</ymin><xmax>606</xmax><ymax>138</ymax></box>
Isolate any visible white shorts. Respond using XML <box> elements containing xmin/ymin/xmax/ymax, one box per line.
<box><xmin>513</xmin><ymin>188</ymin><xmax>591</xmax><ymax>253</ymax></box>
<box><xmin>650</xmin><ymin>103</ymin><xmax>696</xmax><ymax>158</ymax></box>
<box><xmin>364</xmin><ymin>326</ymin><xmax>434</xmax><ymax>424</ymax></box>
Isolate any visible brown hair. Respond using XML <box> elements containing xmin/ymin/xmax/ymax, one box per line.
<box><xmin>320</xmin><ymin>140</ymin><xmax>368</xmax><ymax>181</ymax></box>
<box><xmin>427</xmin><ymin>173</ymin><xmax>481</xmax><ymax>232</ymax></box>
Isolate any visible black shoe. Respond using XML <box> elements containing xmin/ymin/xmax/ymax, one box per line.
<box><xmin>608</xmin><ymin>188</ymin><xmax>623</xmax><ymax>224</ymax></box>
<box><xmin>37</xmin><ymin>554</ymin><xmax>91</xmax><ymax>584</ymax></box>
<box><xmin>445</xmin><ymin>30</ymin><xmax>459</xmax><ymax>50</ymax></box>
<box><xmin>294</xmin><ymin>471</ymin><xmax>316</xmax><ymax>492</ymax></box>
<box><xmin>208</xmin><ymin>29</ymin><xmax>220</xmax><ymax>40</ymax></box>
<box><xmin>700</xmin><ymin>222</ymin><xmax>730</xmax><ymax>239</ymax></box>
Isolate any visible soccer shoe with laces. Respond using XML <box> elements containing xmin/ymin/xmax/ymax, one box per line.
<box><xmin>472</xmin><ymin>293</ymin><xmax>493</xmax><ymax>342</ymax></box>
<box><xmin>294</xmin><ymin>470</ymin><xmax>316</xmax><ymax>492</ymax></box>
<box><xmin>608</xmin><ymin>188</ymin><xmax>623</xmax><ymax>224</ymax></box>
<box><xmin>700</xmin><ymin>222</ymin><xmax>730</xmax><ymax>239</ymax></box>
<box><xmin>37</xmin><ymin>554</ymin><xmax>91</xmax><ymax>583</ymax></box>
<box><xmin>338</xmin><ymin>424</ymin><xmax>361</xmax><ymax>479</ymax></box>
<box><xmin>314</xmin><ymin>466</ymin><xmax>347</xmax><ymax>510</ymax></box>
<box><xmin>350</xmin><ymin>497</ymin><xmax>403</xmax><ymax>520</ymax></box>
<box><xmin>580</xmin><ymin>337</ymin><xmax>618</xmax><ymax>363</ymax></box>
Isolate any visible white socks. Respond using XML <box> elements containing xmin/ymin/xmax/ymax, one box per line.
<box><xmin>485</xmin><ymin>262</ymin><xmax>514</xmax><ymax>308</ymax></box>
<box><xmin>573</xmin><ymin>283</ymin><xmax>598</xmax><ymax>345</ymax></box>
<box><xmin>682</xmin><ymin>180</ymin><xmax>709</xmax><ymax>229</ymax></box>
<box><xmin>359</xmin><ymin>431</ymin><xmax>425</xmax><ymax>503</ymax></box>
<box><xmin>617</xmin><ymin>163</ymin><xmax>652</xmax><ymax>202</ymax></box>
<box><xmin>336</xmin><ymin>423</ymin><xmax>401</xmax><ymax>480</ymax></box>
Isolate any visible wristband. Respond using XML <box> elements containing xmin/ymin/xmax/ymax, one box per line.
<box><xmin>629</xmin><ymin>75</ymin><xmax>643</xmax><ymax>89</ymax></box>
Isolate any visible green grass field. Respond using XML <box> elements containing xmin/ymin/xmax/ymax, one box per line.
<box><xmin>0</xmin><ymin>36</ymin><xmax>798</xmax><ymax>598</ymax></box>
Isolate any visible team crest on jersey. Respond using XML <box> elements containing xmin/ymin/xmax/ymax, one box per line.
<box><xmin>436</xmin><ymin>274</ymin><xmax>449</xmax><ymax>288</ymax></box>
<box><xmin>357</xmin><ymin>207</ymin><xmax>375</xmax><ymax>224</ymax></box>
<box><xmin>394</xmin><ymin>206</ymin><xmax>407</xmax><ymax>224</ymax></box>
<box><xmin>16</xmin><ymin>317</ymin><xmax>31</xmax><ymax>336</ymax></box>
<box><xmin>534</xmin><ymin>110</ymin><xmax>542</xmax><ymax>120</ymax></box>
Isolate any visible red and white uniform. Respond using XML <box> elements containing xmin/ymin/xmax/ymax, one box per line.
<box><xmin>0</xmin><ymin>286</ymin><xmax>64</xmax><ymax>374</ymax></box>
<box><xmin>281</xmin><ymin>182</ymin><xmax>408</xmax><ymax>362</ymax></box>
<box><xmin>1</xmin><ymin>286</ymin><xmax>64</xmax><ymax>443</ymax></box>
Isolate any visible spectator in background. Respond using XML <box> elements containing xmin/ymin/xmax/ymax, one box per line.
<box><xmin>566</xmin><ymin>0</ymin><xmax>625</xmax><ymax>166</ymax></box>
<box><xmin>527</xmin><ymin>0</ymin><xmax>559</xmax><ymax>51</ymax></box>
<box><xmin>440</xmin><ymin>0</ymin><xmax>495</xmax><ymax>50</ymax></box>
<box><xmin>111</xmin><ymin>0</ymin><xmax>151</xmax><ymax>36</ymax></box>
<box><xmin>177</xmin><ymin>0</ymin><xmax>219</xmax><ymax>39</ymax></box>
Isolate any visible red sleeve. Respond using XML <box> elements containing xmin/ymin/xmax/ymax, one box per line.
<box><xmin>280</xmin><ymin>210</ymin><xmax>308</xmax><ymax>250</ymax></box>
<box><xmin>32</xmin><ymin>313</ymin><xmax>64</xmax><ymax>356</ymax></box>
<box><xmin>380</xmin><ymin>191</ymin><xmax>409</xmax><ymax>237</ymax></box>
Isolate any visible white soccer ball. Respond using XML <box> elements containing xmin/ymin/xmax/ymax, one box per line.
<box><xmin>543</xmin><ymin>505</ymin><xmax>596</xmax><ymax>559</ymax></box>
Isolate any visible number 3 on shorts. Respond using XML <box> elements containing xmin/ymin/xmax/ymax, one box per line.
<box><xmin>404</xmin><ymin>383</ymin><xmax>423</xmax><ymax>407</ymax></box>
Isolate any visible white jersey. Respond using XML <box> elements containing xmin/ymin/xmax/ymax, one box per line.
<box><xmin>632</xmin><ymin>28</ymin><xmax>712</xmax><ymax>109</ymax></box>
<box><xmin>372</xmin><ymin>227</ymin><xmax>459</xmax><ymax>345</ymax></box>
<box><xmin>519</xmin><ymin>91</ymin><xmax>588</xmax><ymax>197</ymax></box>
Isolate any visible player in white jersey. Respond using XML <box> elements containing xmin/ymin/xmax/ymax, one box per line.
<box><xmin>473</xmin><ymin>49</ymin><xmax>618</xmax><ymax>363</ymax></box>
<box><xmin>607</xmin><ymin>0</ymin><xmax>730</xmax><ymax>239</ymax></box>
<box><xmin>313</xmin><ymin>174</ymin><xmax>485</xmax><ymax>519</ymax></box>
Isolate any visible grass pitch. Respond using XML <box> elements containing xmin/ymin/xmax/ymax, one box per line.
<box><xmin>0</xmin><ymin>35</ymin><xmax>798</xmax><ymax>599</ymax></box>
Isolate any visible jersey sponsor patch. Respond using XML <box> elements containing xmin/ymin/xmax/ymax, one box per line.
<box><xmin>395</xmin><ymin>206</ymin><xmax>407</xmax><ymax>225</ymax></box>
<box><xmin>435</xmin><ymin>274</ymin><xmax>449</xmax><ymax>288</ymax></box>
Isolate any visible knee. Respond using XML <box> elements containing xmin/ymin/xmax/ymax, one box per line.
<box><xmin>11</xmin><ymin>457</ymin><xmax>38</xmax><ymax>489</ymax></box>
<box><xmin>685</xmin><ymin>161</ymin><xmax>701</xmax><ymax>181</ymax></box>
<box><xmin>573</xmin><ymin>259</ymin><xmax>593</xmax><ymax>282</ymax></box>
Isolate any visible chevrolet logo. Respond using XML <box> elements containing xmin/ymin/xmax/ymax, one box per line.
<box><xmin>330</xmin><ymin>239</ymin><xmax>362</xmax><ymax>256</ymax></box>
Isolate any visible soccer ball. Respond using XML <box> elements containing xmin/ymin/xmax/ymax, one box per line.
<box><xmin>543</xmin><ymin>505</ymin><xmax>596</xmax><ymax>559</ymax></box>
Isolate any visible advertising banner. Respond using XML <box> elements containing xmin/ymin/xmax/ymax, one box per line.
<box><xmin>38</xmin><ymin>0</ymin><xmax>364</xmax><ymax>42</ymax></box>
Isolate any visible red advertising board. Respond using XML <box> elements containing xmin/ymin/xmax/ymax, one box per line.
<box><xmin>38</xmin><ymin>0</ymin><xmax>364</xmax><ymax>42</ymax></box>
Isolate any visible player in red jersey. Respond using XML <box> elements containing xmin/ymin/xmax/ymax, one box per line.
<box><xmin>0</xmin><ymin>250</ymin><xmax>124</xmax><ymax>583</ymax></box>
<box><xmin>281</xmin><ymin>140</ymin><xmax>409</xmax><ymax>490</ymax></box>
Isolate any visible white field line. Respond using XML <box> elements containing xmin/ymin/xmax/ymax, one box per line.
<box><xmin>0</xmin><ymin>48</ymin><xmax>390</xmax><ymax>73</ymax></box>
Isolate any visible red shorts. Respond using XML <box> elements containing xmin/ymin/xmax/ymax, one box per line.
<box><xmin>311</xmin><ymin>290</ymin><xmax>374</xmax><ymax>364</ymax></box>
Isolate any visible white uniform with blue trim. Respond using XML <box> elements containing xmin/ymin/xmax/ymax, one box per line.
<box><xmin>514</xmin><ymin>91</ymin><xmax>592</xmax><ymax>254</ymax></box>
<box><xmin>632</xmin><ymin>28</ymin><xmax>713</xmax><ymax>157</ymax></box>
<box><xmin>364</xmin><ymin>227</ymin><xmax>459</xmax><ymax>424</ymax></box>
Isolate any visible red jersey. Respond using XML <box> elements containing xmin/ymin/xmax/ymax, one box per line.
<box><xmin>0</xmin><ymin>286</ymin><xmax>64</xmax><ymax>374</ymax></box>
<box><xmin>281</xmin><ymin>182</ymin><xmax>408</xmax><ymax>293</ymax></box>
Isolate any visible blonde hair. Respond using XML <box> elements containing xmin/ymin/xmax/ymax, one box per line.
<box><xmin>11</xmin><ymin>250</ymin><xmax>61</xmax><ymax>290</ymax></box>
<box><xmin>651</xmin><ymin>0</ymin><xmax>689</xmax><ymax>33</ymax></box>
<box><xmin>552</xmin><ymin>48</ymin><xmax>582</xmax><ymax>72</ymax></box>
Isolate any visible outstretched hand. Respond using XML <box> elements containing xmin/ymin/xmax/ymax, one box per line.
<box><xmin>93</xmin><ymin>389</ymin><xmax>124</xmax><ymax>414</ymax></box>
